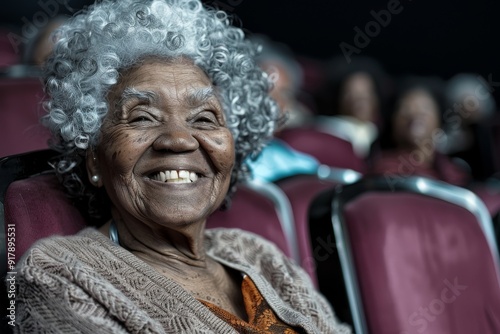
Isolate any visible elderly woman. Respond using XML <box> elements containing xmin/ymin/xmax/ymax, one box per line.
<box><xmin>14</xmin><ymin>0</ymin><xmax>350</xmax><ymax>333</ymax></box>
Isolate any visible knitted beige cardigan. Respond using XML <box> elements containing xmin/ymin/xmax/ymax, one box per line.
<box><xmin>14</xmin><ymin>228</ymin><xmax>351</xmax><ymax>333</ymax></box>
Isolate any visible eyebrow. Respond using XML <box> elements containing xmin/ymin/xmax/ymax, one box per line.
<box><xmin>116</xmin><ymin>88</ymin><xmax>158</xmax><ymax>111</ymax></box>
<box><xmin>115</xmin><ymin>86</ymin><xmax>218</xmax><ymax>114</ymax></box>
<box><xmin>185</xmin><ymin>87</ymin><xmax>217</xmax><ymax>107</ymax></box>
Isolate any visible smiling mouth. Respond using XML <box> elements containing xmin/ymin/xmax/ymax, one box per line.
<box><xmin>150</xmin><ymin>170</ymin><xmax>200</xmax><ymax>183</ymax></box>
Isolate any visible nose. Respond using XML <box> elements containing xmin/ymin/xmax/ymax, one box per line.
<box><xmin>152</xmin><ymin>121</ymin><xmax>199</xmax><ymax>153</ymax></box>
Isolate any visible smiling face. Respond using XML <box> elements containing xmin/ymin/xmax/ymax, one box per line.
<box><xmin>87</xmin><ymin>58</ymin><xmax>235</xmax><ymax>228</ymax></box>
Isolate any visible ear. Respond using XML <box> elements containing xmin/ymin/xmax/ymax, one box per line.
<box><xmin>86</xmin><ymin>150</ymin><xmax>103</xmax><ymax>187</ymax></box>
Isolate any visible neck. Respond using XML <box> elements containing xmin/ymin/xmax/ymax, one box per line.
<box><xmin>100</xmin><ymin>211</ymin><xmax>209</xmax><ymax>272</ymax></box>
<box><xmin>98</xmin><ymin>211</ymin><xmax>246</xmax><ymax>318</ymax></box>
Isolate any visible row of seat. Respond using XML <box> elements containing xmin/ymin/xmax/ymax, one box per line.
<box><xmin>1</xmin><ymin>74</ymin><xmax>500</xmax><ymax>333</ymax></box>
<box><xmin>310</xmin><ymin>176</ymin><xmax>500</xmax><ymax>333</ymax></box>
<box><xmin>1</xmin><ymin>149</ymin><xmax>500</xmax><ymax>333</ymax></box>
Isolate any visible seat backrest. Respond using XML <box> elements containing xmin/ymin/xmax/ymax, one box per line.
<box><xmin>4</xmin><ymin>174</ymin><xmax>87</xmax><ymax>259</ymax></box>
<box><xmin>207</xmin><ymin>183</ymin><xmax>293</xmax><ymax>258</ymax></box>
<box><xmin>276</xmin><ymin>175</ymin><xmax>337</xmax><ymax>286</ymax></box>
<box><xmin>0</xmin><ymin>29</ymin><xmax>19</xmax><ymax>67</ymax></box>
<box><xmin>277</xmin><ymin>127</ymin><xmax>366</xmax><ymax>173</ymax></box>
<box><xmin>0</xmin><ymin>150</ymin><xmax>82</xmax><ymax>260</ymax></box>
<box><xmin>471</xmin><ymin>183</ymin><xmax>500</xmax><ymax>217</ymax></box>
<box><xmin>309</xmin><ymin>176</ymin><xmax>500</xmax><ymax>334</ymax></box>
<box><xmin>0</xmin><ymin>77</ymin><xmax>50</xmax><ymax>157</ymax></box>
<box><xmin>276</xmin><ymin>167</ymin><xmax>362</xmax><ymax>285</ymax></box>
<box><xmin>0</xmin><ymin>150</ymin><xmax>71</xmax><ymax>334</ymax></box>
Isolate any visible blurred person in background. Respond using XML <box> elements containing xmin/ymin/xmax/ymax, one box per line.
<box><xmin>22</xmin><ymin>16</ymin><xmax>67</xmax><ymax>67</ymax></box>
<box><xmin>252</xmin><ymin>34</ymin><xmax>313</xmax><ymax>129</ymax></box>
<box><xmin>245</xmin><ymin>35</ymin><xmax>320</xmax><ymax>182</ymax></box>
<box><xmin>372</xmin><ymin>76</ymin><xmax>470</xmax><ymax>187</ymax></box>
<box><xmin>0</xmin><ymin>26</ymin><xmax>20</xmax><ymax>67</ymax></box>
<box><xmin>1</xmin><ymin>16</ymin><xmax>66</xmax><ymax>77</ymax></box>
<box><xmin>315</xmin><ymin>56</ymin><xmax>389</xmax><ymax>160</ymax></box>
<box><xmin>441</xmin><ymin>73</ymin><xmax>498</xmax><ymax>181</ymax></box>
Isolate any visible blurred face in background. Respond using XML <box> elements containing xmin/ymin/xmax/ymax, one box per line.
<box><xmin>339</xmin><ymin>72</ymin><xmax>379</xmax><ymax>123</ymax></box>
<box><xmin>31</xmin><ymin>19</ymin><xmax>65</xmax><ymax>66</ymax></box>
<box><xmin>261</xmin><ymin>60</ymin><xmax>309</xmax><ymax>131</ymax></box>
<box><xmin>392</xmin><ymin>89</ymin><xmax>440</xmax><ymax>150</ymax></box>
<box><xmin>262</xmin><ymin>61</ymin><xmax>294</xmax><ymax>114</ymax></box>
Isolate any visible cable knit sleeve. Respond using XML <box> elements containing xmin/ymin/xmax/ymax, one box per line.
<box><xmin>14</xmin><ymin>247</ymin><xmax>164</xmax><ymax>334</ymax></box>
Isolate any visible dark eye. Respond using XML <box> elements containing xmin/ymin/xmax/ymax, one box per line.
<box><xmin>194</xmin><ymin>111</ymin><xmax>218</xmax><ymax>126</ymax></box>
<box><xmin>128</xmin><ymin>109</ymin><xmax>156</xmax><ymax>124</ymax></box>
<box><xmin>130</xmin><ymin>116</ymin><xmax>153</xmax><ymax>123</ymax></box>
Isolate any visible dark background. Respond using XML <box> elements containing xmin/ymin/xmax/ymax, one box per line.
<box><xmin>233</xmin><ymin>0</ymin><xmax>500</xmax><ymax>79</ymax></box>
<box><xmin>2</xmin><ymin>0</ymin><xmax>500</xmax><ymax>92</ymax></box>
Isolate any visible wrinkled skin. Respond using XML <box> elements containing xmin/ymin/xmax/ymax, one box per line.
<box><xmin>86</xmin><ymin>58</ymin><xmax>246</xmax><ymax>319</ymax></box>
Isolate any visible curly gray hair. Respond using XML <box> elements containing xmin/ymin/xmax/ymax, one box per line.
<box><xmin>42</xmin><ymin>0</ymin><xmax>279</xmax><ymax>218</ymax></box>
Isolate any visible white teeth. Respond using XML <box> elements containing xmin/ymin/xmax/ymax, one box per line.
<box><xmin>189</xmin><ymin>172</ymin><xmax>198</xmax><ymax>182</ymax></box>
<box><xmin>152</xmin><ymin>169</ymin><xmax>199</xmax><ymax>183</ymax></box>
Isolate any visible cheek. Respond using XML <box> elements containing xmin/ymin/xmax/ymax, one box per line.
<box><xmin>198</xmin><ymin>130</ymin><xmax>235</xmax><ymax>176</ymax></box>
<box><xmin>99</xmin><ymin>128</ymin><xmax>153</xmax><ymax>175</ymax></box>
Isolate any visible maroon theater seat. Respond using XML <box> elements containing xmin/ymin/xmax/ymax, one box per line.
<box><xmin>472</xmin><ymin>183</ymin><xmax>500</xmax><ymax>218</ymax></box>
<box><xmin>207</xmin><ymin>184</ymin><xmax>292</xmax><ymax>258</ymax></box>
<box><xmin>5</xmin><ymin>174</ymin><xmax>87</xmax><ymax>259</ymax></box>
<box><xmin>310</xmin><ymin>176</ymin><xmax>500</xmax><ymax>334</ymax></box>
<box><xmin>0</xmin><ymin>29</ymin><xmax>19</xmax><ymax>67</ymax></box>
<box><xmin>0</xmin><ymin>77</ymin><xmax>50</xmax><ymax>157</ymax></box>
<box><xmin>277</xmin><ymin>175</ymin><xmax>337</xmax><ymax>286</ymax></box>
<box><xmin>276</xmin><ymin>167</ymin><xmax>362</xmax><ymax>285</ymax></box>
<box><xmin>277</xmin><ymin>127</ymin><xmax>366</xmax><ymax>173</ymax></box>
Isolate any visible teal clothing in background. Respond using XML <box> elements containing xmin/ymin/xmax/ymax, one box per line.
<box><xmin>246</xmin><ymin>139</ymin><xmax>320</xmax><ymax>182</ymax></box>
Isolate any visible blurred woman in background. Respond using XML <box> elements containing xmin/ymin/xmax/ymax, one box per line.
<box><xmin>315</xmin><ymin>56</ymin><xmax>388</xmax><ymax>160</ymax></box>
<box><xmin>371</xmin><ymin>76</ymin><xmax>470</xmax><ymax>186</ymax></box>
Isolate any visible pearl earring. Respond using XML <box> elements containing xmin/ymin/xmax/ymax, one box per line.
<box><xmin>91</xmin><ymin>175</ymin><xmax>100</xmax><ymax>183</ymax></box>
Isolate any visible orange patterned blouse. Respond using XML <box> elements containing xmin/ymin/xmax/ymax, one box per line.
<box><xmin>199</xmin><ymin>275</ymin><xmax>303</xmax><ymax>333</ymax></box>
